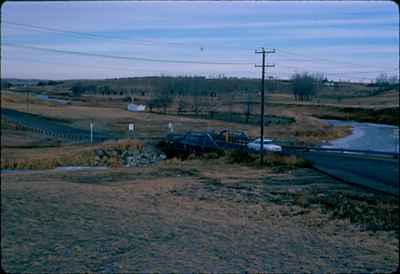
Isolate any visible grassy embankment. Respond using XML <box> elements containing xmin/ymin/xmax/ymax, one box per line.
<box><xmin>2</xmin><ymin>157</ymin><xmax>398</xmax><ymax>273</ymax></box>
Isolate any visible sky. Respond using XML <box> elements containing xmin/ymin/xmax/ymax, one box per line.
<box><xmin>1</xmin><ymin>1</ymin><xmax>399</xmax><ymax>81</ymax></box>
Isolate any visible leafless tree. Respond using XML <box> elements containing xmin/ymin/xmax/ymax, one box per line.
<box><xmin>291</xmin><ymin>72</ymin><xmax>324</xmax><ymax>101</ymax></box>
<box><xmin>243</xmin><ymin>91</ymin><xmax>253</xmax><ymax>124</ymax></box>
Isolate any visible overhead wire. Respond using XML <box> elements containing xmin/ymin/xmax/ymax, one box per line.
<box><xmin>3</xmin><ymin>42</ymin><xmax>254</xmax><ymax>65</ymax></box>
<box><xmin>275</xmin><ymin>48</ymin><xmax>398</xmax><ymax>71</ymax></box>
<box><xmin>276</xmin><ymin>63</ymin><xmax>396</xmax><ymax>76</ymax></box>
<box><xmin>2</xmin><ymin>56</ymin><xmax>135</xmax><ymax>72</ymax></box>
<box><xmin>1</xmin><ymin>20</ymin><xmax>205</xmax><ymax>48</ymax></box>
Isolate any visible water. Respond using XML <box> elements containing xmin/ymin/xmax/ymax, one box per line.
<box><xmin>1</xmin><ymin>169</ymin><xmax>35</xmax><ymax>174</ymax></box>
<box><xmin>322</xmin><ymin>120</ymin><xmax>399</xmax><ymax>153</ymax></box>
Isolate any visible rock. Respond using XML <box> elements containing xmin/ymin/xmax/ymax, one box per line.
<box><xmin>95</xmin><ymin>149</ymin><xmax>105</xmax><ymax>157</ymax></box>
<box><xmin>354</xmin><ymin>206</ymin><xmax>363</xmax><ymax>214</ymax></box>
<box><xmin>109</xmin><ymin>149</ymin><xmax>118</xmax><ymax>157</ymax></box>
<box><xmin>121</xmin><ymin>151</ymin><xmax>129</xmax><ymax>159</ymax></box>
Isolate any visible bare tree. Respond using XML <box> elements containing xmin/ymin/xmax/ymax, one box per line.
<box><xmin>227</xmin><ymin>92</ymin><xmax>236</xmax><ymax>122</ymax></box>
<box><xmin>192</xmin><ymin>90</ymin><xmax>201</xmax><ymax>116</ymax></box>
<box><xmin>291</xmin><ymin>72</ymin><xmax>323</xmax><ymax>101</ymax></box>
<box><xmin>375</xmin><ymin>73</ymin><xmax>398</xmax><ymax>93</ymax></box>
<box><xmin>243</xmin><ymin>91</ymin><xmax>253</xmax><ymax>124</ymax></box>
<box><xmin>148</xmin><ymin>89</ymin><xmax>172</xmax><ymax>113</ymax></box>
<box><xmin>177</xmin><ymin>97</ymin><xmax>186</xmax><ymax>113</ymax></box>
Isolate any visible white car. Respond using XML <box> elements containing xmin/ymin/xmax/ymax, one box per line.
<box><xmin>247</xmin><ymin>138</ymin><xmax>282</xmax><ymax>152</ymax></box>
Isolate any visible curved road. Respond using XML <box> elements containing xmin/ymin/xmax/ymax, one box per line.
<box><xmin>1</xmin><ymin>108</ymin><xmax>118</xmax><ymax>143</ymax></box>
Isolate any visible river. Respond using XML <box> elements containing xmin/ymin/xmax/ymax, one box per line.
<box><xmin>322</xmin><ymin>120</ymin><xmax>399</xmax><ymax>153</ymax></box>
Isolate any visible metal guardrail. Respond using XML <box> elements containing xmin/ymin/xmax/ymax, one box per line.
<box><xmin>2</xmin><ymin>109</ymin><xmax>118</xmax><ymax>144</ymax></box>
<box><xmin>282</xmin><ymin>145</ymin><xmax>399</xmax><ymax>158</ymax></box>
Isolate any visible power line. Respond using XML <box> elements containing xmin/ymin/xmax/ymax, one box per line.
<box><xmin>3</xmin><ymin>42</ymin><xmax>254</xmax><ymax>65</ymax></box>
<box><xmin>277</xmin><ymin>63</ymin><xmax>397</xmax><ymax>76</ymax></box>
<box><xmin>275</xmin><ymin>48</ymin><xmax>395</xmax><ymax>70</ymax></box>
<box><xmin>2</xmin><ymin>20</ymin><xmax>205</xmax><ymax>49</ymax></box>
<box><xmin>2</xmin><ymin>56</ymin><xmax>133</xmax><ymax>72</ymax></box>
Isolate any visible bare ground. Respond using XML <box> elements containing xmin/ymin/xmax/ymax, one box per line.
<box><xmin>1</xmin><ymin>159</ymin><xmax>398</xmax><ymax>273</ymax></box>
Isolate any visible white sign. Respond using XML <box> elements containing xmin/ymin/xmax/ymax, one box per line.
<box><xmin>168</xmin><ymin>122</ymin><xmax>174</xmax><ymax>132</ymax></box>
<box><xmin>129</xmin><ymin>123</ymin><xmax>134</xmax><ymax>132</ymax></box>
<box><xmin>90</xmin><ymin>122</ymin><xmax>93</xmax><ymax>144</ymax></box>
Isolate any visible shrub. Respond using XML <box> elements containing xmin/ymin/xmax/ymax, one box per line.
<box><xmin>225</xmin><ymin>149</ymin><xmax>257</xmax><ymax>164</ymax></box>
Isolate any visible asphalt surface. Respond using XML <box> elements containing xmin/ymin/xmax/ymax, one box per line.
<box><xmin>297</xmin><ymin>151</ymin><xmax>399</xmax><ymax>195</ymax></box>
<box><xmin>322</xmin><ymin>119</ymin><xmax>399</xmax><ymax>153</ymax></box>
<box><xmin>1</xmin><ymin>108</ymin><xmax>117</xmax><ymax>143</ymax></box>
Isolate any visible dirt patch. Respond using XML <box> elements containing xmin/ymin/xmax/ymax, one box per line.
<box><xmin>59</xmin><ymin>167</ymin><xmax>200</xmax><ymax>186</ymax></box>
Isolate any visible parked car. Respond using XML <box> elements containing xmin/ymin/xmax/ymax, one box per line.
<box><xmin>247</xmin><ymin>138</ymin><xmax>282</xmax><ymax>152</ymax></box>
<box><xmin>166</xmin><ymin>131</ymin><xmax>221</xmax><ymax>154</ymax></box>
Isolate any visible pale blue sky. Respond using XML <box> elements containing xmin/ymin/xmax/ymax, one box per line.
<box><xmin>1</xmin><ymin>1</ymin><xmax>399</xmax><ymax>81</ymax></box>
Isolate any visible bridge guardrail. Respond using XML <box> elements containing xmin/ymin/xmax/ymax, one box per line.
<box><xmin>282</xmin><ymin>145</ymin><xmax>399</xmax><ymax>158</ymax></box>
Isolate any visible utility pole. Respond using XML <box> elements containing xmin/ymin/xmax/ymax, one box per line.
<box><xmin>255</xmin><ymin>48</ymin><xmax>275</xmax><ymax>166</ymax></box>
<box><xmin>90</xmin><ymin>122</ymin><xmax>93</xmax><ymax>144</ymax></box>
<box><xmin>26</xmin><ymin>90</ymin><xmax>30</xmax><ymax>112</ymax></box>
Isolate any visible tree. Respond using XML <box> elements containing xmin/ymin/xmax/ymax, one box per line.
<box><xmin>177</xmin><ymin>98</ymin><xmax>186</xmax><ymax>113</ymax></box>
<box><xmin>148</xmin><ymin>89</ymin><xmax>172</xmax><ymax>113</ymax></box>
<box><xmin>243</xmin><ymin>91</ymin><xmax>253</xmax><ymax>124</ymax></box>
<box><xmin>192</xmin><ymin>90</ymin><xmax>201</xmax><ymax>116</ymax></box>
<box><xmin>291</xmin><ymin>72</ymin><xmax>323</xmax><ymax>101</ymax></box>
<box><xmin>375</xmin><ymin>73</ymin><xmax>399</xmax><ymax>93</ymax></box>
<box><xmin>265</xmin><ymin>77</ymin><xmax>277</xmax><ymax>93</ymax></box>
<box><xmin>227</xmin><ymin>92</ymin><xmax>236</xmax><ymax>122</ymax></box>
<box><xmin>70</xmin><ymin>83</ymin><xmax>84</xmax><ymax>97</ymax></box>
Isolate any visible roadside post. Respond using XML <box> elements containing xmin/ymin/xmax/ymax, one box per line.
<box><xmin>128</xmin><ymin>123</ymin><xmax>135</xmax><ymax>138</ymax></box>
<box><xmin>168</xmin><ymin>122</ymin><xmax>174</xmax><ymax>133</ymax></box>
<box><xmin>90</xmin><ymin>122</ymin><xmax>93</xmax><ymax>144</ymax></box>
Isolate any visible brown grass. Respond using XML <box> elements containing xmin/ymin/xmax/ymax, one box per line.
<box><xmin>1</xmin><ymin>159</ymin><xmax>398</xmax><ymax>273</ymax></box>
<box><xmin>1</xmin><ymin>138</ymin><xmax>143</xmax><ymax>170</ymax></box>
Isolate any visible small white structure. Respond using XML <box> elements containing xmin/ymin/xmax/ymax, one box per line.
<box><xmin>90</xmin><ymin>122</ymin><xmax>94</xmax><ymax>144</ymax></box>
<box><xmin>129</xmin><ymin>123</ymin><xmax>135</xmax><ymax>132</ymax></box>
<box><xmin>168</xmin><ymin>122</ymin><xmax>174</xmax><ymax>132</ymax></box>
<box><xmin>127</xmin><ymin>103</ymin><xmax>146</xmax><ymax>112</ymax></box>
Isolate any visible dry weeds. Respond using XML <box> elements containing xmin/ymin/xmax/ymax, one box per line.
<box><xmin>1</xmin><ymin>160</ymin><xmax>398</xmax><ymax>273</ymax></box>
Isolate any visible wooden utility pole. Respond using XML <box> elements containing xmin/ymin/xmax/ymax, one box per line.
<box><xmin>26</xmin><ymin>90</ymin><xmax>29</xmax><ymax>112</ymax></box>
<box><xmin>255</xmin><ymin>48</ymin><xmax>275</xmax><ymax>165</ymax></box>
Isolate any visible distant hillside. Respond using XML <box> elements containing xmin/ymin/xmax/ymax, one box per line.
<box><xmin>55</xmin><ymin>76</ymin><xmax>376</xmax><ymax>98</ymax></box>
<box><xmin>5</xmin><ymin>76</ymin><xmax>393</xmax><ymax>102</ymax></box>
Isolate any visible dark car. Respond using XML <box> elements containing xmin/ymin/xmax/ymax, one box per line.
<box><xmin>166</xmin><ymin>131</ymin><xmax>220</xmax><ymax>154</ymax></box>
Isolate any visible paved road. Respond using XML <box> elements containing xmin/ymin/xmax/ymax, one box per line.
<box><xmin>1</xmin><ymin>108</ymin><xmax>118</xmax><ymax>143</ymax></box>
<box><xmin>322</xmin><ymin>119</ymin><xmax>399</xmax><ymax>153</ymax></box>
<box><xmin>296</xmin><ymin>150</ymin><xmax>399</xmax><ymax>195</ymax></box>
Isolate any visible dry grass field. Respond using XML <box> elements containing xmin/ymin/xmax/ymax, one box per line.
<box><xmin>1</xmin><ymin>159</ymin><xmax>398</xmax><ymax>273</ymax></box>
